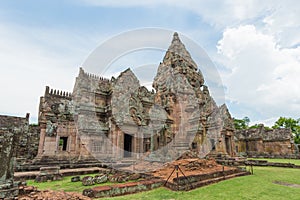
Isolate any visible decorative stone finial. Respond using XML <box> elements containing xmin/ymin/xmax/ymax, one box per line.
<box><xmin>172</xmin><ymin>32</ymin><xmax>180</xmax><ymax>42</ymax></box>
<box><xmin>79</xmin><ymin>67</ymin><xmax>85</xmax><ymax>76</ymax></box>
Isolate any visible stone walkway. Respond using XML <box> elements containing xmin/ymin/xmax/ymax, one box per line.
<box><xmin>15</xmin><ymin>167</ymin><xmax>109</xmax><ymax>180</ymax></box>
<box><xmin>273</xmin><ymin>180</ymin><xmax>300</xmax><ymax>188</ymax></box>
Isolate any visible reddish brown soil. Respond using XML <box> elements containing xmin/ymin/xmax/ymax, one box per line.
<box><xmin>150</xmin><ymin>158</ymin><xmax>236</xmax><ymax>183</ymax></box>
<box><xmin>122</xmin><ymin>158</ymin><xmax>236</xmax><ymax>183</ymax></box>
<box><xmin>19</xmin><ymin>190</ymin><xmax>91</xmax><ymax>200</ymax></box>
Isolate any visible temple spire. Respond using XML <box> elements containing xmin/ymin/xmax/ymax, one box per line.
<box><xmin>168</xmin><ymin>32</ymin><xmax>186</xmax><ymax>53</ymax></box>
<box><xmin>164</xmin><ymin>32</ymin><xmax>198</xmax><ymax>70</ymax></box>
<box><xmin>153</xmin><ymin>32</ymin><xmax>205</xmax><ymax>91</ymax></box>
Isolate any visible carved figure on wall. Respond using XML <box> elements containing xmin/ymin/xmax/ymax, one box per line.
<box><xmin>46</xmin><ymin>121</ymin><xmax>57</xmax><ymax>137</ymax></box>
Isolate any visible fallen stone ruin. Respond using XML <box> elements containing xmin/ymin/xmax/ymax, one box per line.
<box><xmin>83</xmin><ymin>158</ymin><xmax>250</xmax><ymax>198</ymax></box>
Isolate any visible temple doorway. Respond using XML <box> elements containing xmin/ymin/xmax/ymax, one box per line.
<box><xmin>124</xmin><ymin>134</ymin><xmax>133</xmax><ymax>157</ymax></box>
<box><xmin>225</xmin><ymin>136</ymin><xmax>232</xmax><ymax>155</ymax></box>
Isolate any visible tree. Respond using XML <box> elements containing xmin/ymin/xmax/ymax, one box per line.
<box><xmin>234</xmin><ymin>117</ymin><xmax>250</xmax><ymax>130</ymax></box>
<box><xmin>249</xmin><ymin>124</ymin><xmax>271</xmax><ymax>130</ymax></box>
<box><xmin>273</xmin><ymin>117</ymin><xmax>300</xmax><ymax>144</ymax></box>
<box><xmin>249</xmin><ymin>124</ymin><xmax>260</xmax><ymax>129</ymax></box>
<box><xmin>273</xmin><ymin>117</ymin><xmax>299</xmax><ymax>131</ymax></box>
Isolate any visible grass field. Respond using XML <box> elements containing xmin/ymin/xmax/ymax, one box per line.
<box><xmin>27</xmin><ymin>173</ymin><xmax>137</xmax><ymax>193</ymax></box>
<box><xmin>27</xmin><ymin>166</ymin><xmax>300</xmax><ymax>200</ymax></box>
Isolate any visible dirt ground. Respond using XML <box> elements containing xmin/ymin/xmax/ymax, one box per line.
<box><xmin>19</xmin><ymin>189</ymin><xmax>91</xmax><ymax>200</ymax></box>
<box><xmin>150</xmin><ymin>158</ymin><xmax>236</xmax><ymax>182</ymax></box>
<box><xmin>122</xmin><ymin>157</ymin><xmax>236</xmax><ymax>183</ymax></box>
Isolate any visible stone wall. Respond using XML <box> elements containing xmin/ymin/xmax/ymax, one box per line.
<box><xmin>0</xmin><ymin>116</ymin><xmax>24</xmax><ymax>199</ymax></box>
<box><xmin>0</xmin><ymin>113</ymin><xmax>29</xmax><ymax>128</ymax></box>
<box><xmin>27</xmin><ymin>125</ymin><xmax>40</xmax><ymax>159</ymax></box>
<box><xmin>235</xmin><ymin>124</ymin><xmax>295</xmax><ymax>157</ymax></box>
<box><xmin>0</xmin><ymin>114</ymin><xmax>39</xmax><ymax>164</ymax></box>
<box><xmin>17</xmin><ymin>124</ymin><xmax>40</xmax><ymax>163</ymax></box>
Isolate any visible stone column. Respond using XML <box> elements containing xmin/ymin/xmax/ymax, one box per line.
<box><xmin>150</xmin><ymin>130</ymin><xmax>155</xmax><ymax>152</ymax></box>
<box><xmin>0</xmin><ymin>129</ymin><xmax>20</xmax><ymax>199</ymax></box>
<box><xmin>37</xmin><ymin>123</ymin><xmax>46</xmax><ymax>157</ymax></box>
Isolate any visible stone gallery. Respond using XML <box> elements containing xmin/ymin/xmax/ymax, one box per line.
<box><xmin>36</xmin><ymin>33</ymin><xmax>236</xmax><ymax>164</ymax></box>
<box><xmin>235</xmin><ymin>124</ymin><xmax>295</xmax><ymax>157</ymax></box>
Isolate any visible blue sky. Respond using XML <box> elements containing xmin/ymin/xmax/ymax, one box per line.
<box><xmin>1</xmin><ymin>0</ymin><xmax>300</xmax><ymax>126</ymax></box>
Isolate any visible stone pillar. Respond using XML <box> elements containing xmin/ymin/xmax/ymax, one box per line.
<box><xmin>150</xmin><ymin>131</ymin><xmax>155</xmax><ymax>152</ymax></box>
<box><xmin>117</xmin><ymin>130</ymin><xmax>123</xmax><ymax>159</ymax></box>
<box><xmin>37</xmin><ymin>123</ymin><xmax>46</xmax><ymax>157</ymax></box>
<box><xmin>0</xmin><ymin>129</ymin><xmax>20</xmax><ymax>199</ymax></box>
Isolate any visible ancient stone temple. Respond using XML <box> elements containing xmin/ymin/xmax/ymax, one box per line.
<box><xmin>36</xmin><ymin>33</ymin><xmax>236</xmax><ymax>164</ymax></box>
<box><xmin>235</xmin><ymin>124</ymin><xmax>296</xmax><ymax>158</ymax></box>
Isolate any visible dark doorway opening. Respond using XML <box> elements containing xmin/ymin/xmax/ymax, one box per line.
<box><xmin>144</xmin><ymin>138</ymin><xmax>150</xmax><ymax>152</ymax></box>
<box><xmin>225</xmin><ymin>136</ymin><xmax>231</xmax><ymax>155</ymax></box>
<box><xmin>59</xmin><ymin>137</ymin><xmax>68</xmax><ymax>151</ymax></box>
<box><xmin>124</xmin><ymin>134</ymin><xmax>132</xmax><ymax>157</ymax></box>
<box><xmin>192</xmin><ymin>142</ymin><xmax>197</xmax><ymax>150</ymax></box>
<box><xmin>210</xmin><ymin>139</ymin><xmax>216</xmax><ymax>151</ymax></box>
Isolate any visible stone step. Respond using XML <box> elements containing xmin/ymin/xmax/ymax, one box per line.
<box><xmin>189</xmin><ymin>171</ymin><xmax>250</xmax><ymax>190</ymax></box>
<box><xmin>165</xmin><ymin>171</ymin><xmax>250</xmax><ymax>191</ymax></box>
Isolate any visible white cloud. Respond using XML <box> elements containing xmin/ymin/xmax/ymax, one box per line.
<box><xmin>262</xmin><ymin>1</ymin><xmax>300</xmax><ymax>48</ymax></box>
<box><xmin>217</xmin><ymin>25</ymin><xmax>300</xmax><ymax>121</ymax></box>
<box><xmin>250</xmin><ymin>117</ymin><xmax>278</xmax><ymax>127</ymax></box>
<box><xmin>78</xmin><ymin>0</ymin><xmax>300</xmax><ymax>47</ymax></box>
<box><xmin>75</xmin><ymin>0</ymin><xmax>269</xmax><ymax>26</ymax></box>
<box><xmin>0</xmin><ymin>22</ymin><xmax>94</xmax><ymax>122</ymax></box>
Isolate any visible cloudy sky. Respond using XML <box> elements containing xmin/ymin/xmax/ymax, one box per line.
<box><xmin>0</xmin><ymin>0</ymin><xmax>300</xmax><ymax>126</ymax></box>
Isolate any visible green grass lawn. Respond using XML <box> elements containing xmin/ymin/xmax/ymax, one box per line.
<box><xmin>27</xmin><ymin>173</ymin><xmax>136</xmax><ymax>193</ymax></box>
<box><xmin>27</xmin><ymin>173</ymin><xmax>100</xmax><ymax>192</ymax></box>
<box><xmin>27</xmin><ymin>167</ymin><xmax>300</xmax><ymax>200</ymax></box>
<box><xmin>248</xmin><ymin>158</ymin><xmax>300</xmax><ymax>165</ymax></box>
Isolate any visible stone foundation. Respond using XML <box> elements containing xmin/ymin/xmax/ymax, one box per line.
<box><xmin>246</xmin><ymin>159</ymin><xmax>300</xmax><ymax>168</ymax></box>
<box><xmin>83</xmin><ymin>179</ymin><xmax>163</xmax><ymax>198</ymax></box>
<box><xmin>0</xmin><ymin>180</ymin><xmax>19</xmax><ymax>200</ymax></box>
<box><xmin>165</xmin><ymin>168</ymin><xmax>250</xmax><ymax>191</ymax></box>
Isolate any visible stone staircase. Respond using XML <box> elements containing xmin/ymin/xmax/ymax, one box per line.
<box><xmin>172</xmin><ymin>141</ymin><xmax>190</xmax><ymax>152</ymax></box>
